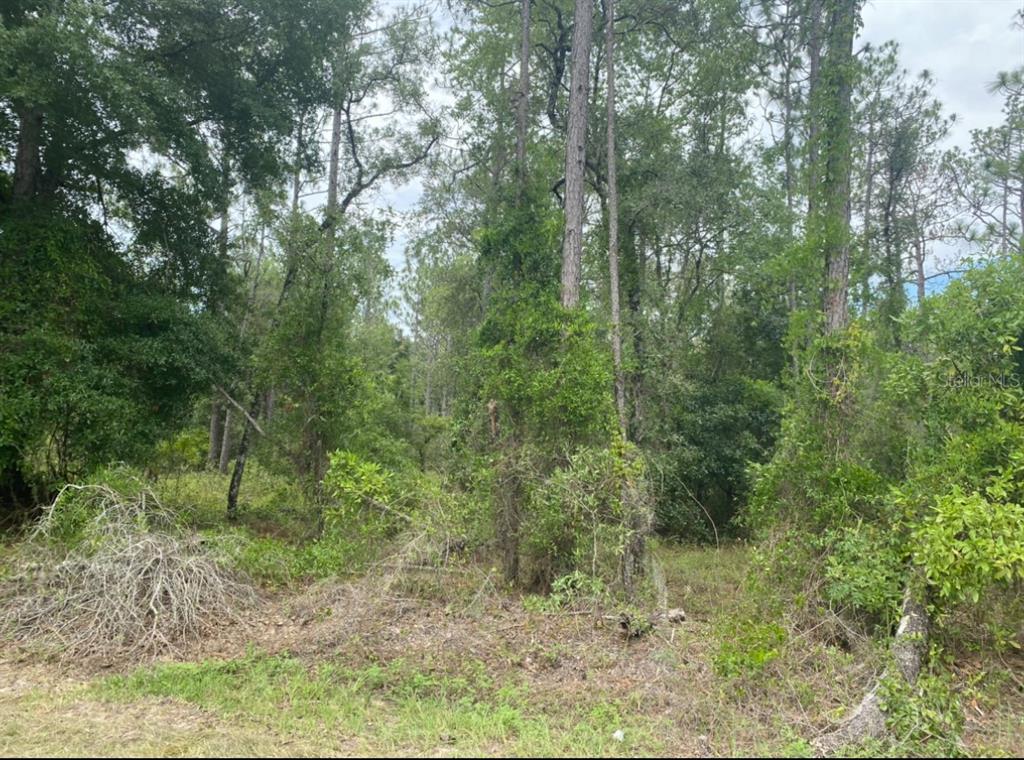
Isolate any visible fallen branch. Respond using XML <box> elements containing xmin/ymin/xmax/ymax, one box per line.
<box><xmin>811</xmin><ymin>586</ymin><xmax>930</xmax><ymax>755</ymax></box>
<box><xmin>216</xmin><ymin>385</ymin><xmax>265</xmax><ymax>436</ymax></box>
<box><xmin>2</xmin><ymin>484</ymin><xmax>254</xmax><ymax>660</ymax></box>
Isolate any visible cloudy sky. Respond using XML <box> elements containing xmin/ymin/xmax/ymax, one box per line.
<box><xmin>860</xmin><ymin>0</ymin><xmax>1023</xmax><ymax>147</ymax></box>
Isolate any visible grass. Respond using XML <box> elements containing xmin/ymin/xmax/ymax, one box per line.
<box><xmin>1</xmin><ymin>541</ymin><xmax>1021</xmax><ymax>757</ymax></box>
<box><xmin>79</xmin><ymin>652</ymin><xmax>663</xmax><ymax>756</ymax></box>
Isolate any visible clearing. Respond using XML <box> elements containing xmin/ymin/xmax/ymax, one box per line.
<box><xmin>1</xmin><ymin>545</ymin><xmax>1021</xmax><ymax>757</ymax></box>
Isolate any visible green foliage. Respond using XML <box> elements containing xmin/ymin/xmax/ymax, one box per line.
<box><xmin>0</xmin><ymin>206</ymin><xmax>224</xmax><ymax>493</ymax></box>
<box><xmin>475</xmin><ymin>293</ymin><xmax>615</xmax><ymax>449</ymax></box>
<box><xmin>912</xmin><ymin>486</ymin><xmax>1024</xmax><ymax>606</ymax></box>
<box><xmin>152</xmin><ymin>429</ymin><xmax>209</xmax><ymax>473</ymax></box>
<box><xmin>823</xmin><ymin>522</ymin><xmax>905</xmax><ymax>625</ymax></box>
<box><xmin>522</xmin><ymin>442</ymin><xmax>649</xmax><ymax>588</ymax></box>
<box><xmin>749</xmin><ymin>255</ymin><xmax>1024</xmax><ymax>636</ymax></box>
<box><xmin>713</xmin><ymin>620</ymin><xmax>788</xmax><ymax>680</ymax></box>
<box><xmin>523</xmin><ymin>571</ymin><xmax>608</xmax><ymax>613</ymax></box>
<box><xmin>209</xmin><ymin>530</ymin><xmax>363</xmax><ymax>586</ymax></box>
<box><xmin>651</xmin><ymin>376</ymin><xmax>783</xmax><ymax>541</ymax></box>
<box><xmin>323</xmin><ymin>450</ymin><xmax>392</xmax><ymax>529</ymax></box>
<box><xmin>877</xmin><ymin>655</ymin><xmax>967</xmax><ymax>756</ymax></box>
<box><xmin>155</xmin><ymin>464</ymin><xmax>305</xmax><ymax>537</ymax></box>
<box><xmin>321</xmin><ymin>449</ymin><xmax>397</xmax><ymax>555</ymax></box>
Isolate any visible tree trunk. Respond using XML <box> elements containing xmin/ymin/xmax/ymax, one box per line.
<box><xmin>224</xmin><ymin>120</ymin><xmax>305</xmax><ymax>521</ymax></box>
<box><xmin>604</xmin><ymin>0</ymin><xmax>625</xmax><ymax>435</ymax></box>
<box><xmin>913</xmin><ymin>236</ymin><xmax>926</xmax><ymax>304</ymax></box>
<box><xmin>812</xmin><ymin>587</ymin><xmax>930</xmax><ymax>755</ymax></box>
<box><xmin>817</xmin><ymin>0</ymin><xmax>858</xmax><ymax>340</ymax></box>
<box><xmin>218</xmin><ymin>408</ymin><xmax>233</xmax><ymax>474</ymax></box>
<box><xmin>226</xmin><ymin>394</ymin><xmax>262</xmax><ymax>522</ymax></box>
<box><xmin>863</xmin><ymin>116</ymin><xmax>875</xmax><ymax>310</ymax></box>
<box><xmin>264</xmin><ymin>390</ymin><xmax>275</xmax><ymax>423</ymax></box>
<box><xmin>208</xmin><ymin>400</ymin><xmax>224</xmax><ymax>468</ymax></box>
<box><xmin>804</xmin><ymin>0</ymin><xmax>824</xmax><ymax>216</ymax></box>
<box><xmin>560</xmin><ymin>0</ymin><xmax>594</xmax><ymax>309</ymax></box>
<box><xmin>306</xmin><ymin>104</ymin><xmax>344</xmax><ymax>532</ymax></box>
<box><xmin>12</xmin><ymin>104</ymin><xmax>43</xmax><ymax>201</ymax></box>
<box><xmin>515</xmin><ymin>0</ymin><xmax>531</xmax><ymax>190</ymax></box>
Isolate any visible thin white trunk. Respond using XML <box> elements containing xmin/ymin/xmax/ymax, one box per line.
<box><xmin>560</xmin><ymin>0</ymin><xmax>594</xmax><ymax>309</ymax></box>
<box><xmin>604</xmin><ymin>0</ymin><xmax>625</xmax><ymax>434</ymax></box>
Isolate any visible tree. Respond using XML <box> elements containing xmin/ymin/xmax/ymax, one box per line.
<box><xmin>807</xmin><ymin>0</ymin><xmax>860</xmax><ymax>342</ymax></box>
<box><xmin>224</xmin><ymin>2</ymin><xmax>441</xmax><ymax>521</ymax></box>
<box><xmin>560</xmin><ymin>0</ymin><xmax>594</xmax><ymax>309</ymax></box>
<box><xmin>603</xmin><ymin>0</ymin><xmax>625</xmax><ymax>435</ymax></box>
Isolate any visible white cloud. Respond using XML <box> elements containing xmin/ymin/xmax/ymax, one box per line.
<box><xmin>860</xmin><ymin>0</ymin><xmax>1024</xmax><ymax>146</ymax></box>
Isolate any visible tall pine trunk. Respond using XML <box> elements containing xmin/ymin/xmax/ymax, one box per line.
<box><xmin>515</xmin><ymin>0</ymin><xmax>531</xmax><ymax>189</ymax></box>
<box><xmin>604</xmin><ymin>0</ymin><xmax>625</xmax><ymax>436</ymax></box>
<box><xmin>808</xmin><ymin>0</ymin><xmax>858</xmax><ymax>345</ymax></box>
<box><xmin>560</xmin><ymin>0</ymin><xmax>594</xmax><ymax>309</ymax></box>
<box><xmin>603</xmin><ymin>0</ymin><xmax>644</xmax><ymax>596</ymax></box>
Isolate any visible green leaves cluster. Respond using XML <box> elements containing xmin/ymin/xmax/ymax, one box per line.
<box><xmin>749</xmin><ymin>254</ymin><xmax>1024</xmax><ymax>631</ymax></box>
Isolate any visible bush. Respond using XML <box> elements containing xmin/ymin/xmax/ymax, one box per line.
<box><xmin>151</xmin><ymin>428</ymin><xmax>209</xmax><ymax>473</ymax></box>
<box><xmin>713</xmin><ymin>619</ymin><xmax>788</xmax><ymax>680</ymax></box>
<box><xmin>746</xmin><ymin>256</ymin><xmax>1024</xmax><ymax>637</ymax></box>
<box><xmin>521</xmin><ymin>442</ymin><xmax>651</xmax><ymax>589</ymax></box>
<box><xmin>913</xmin><ymin>486</ymin><xmax>1024</xmax><ymax>606</ymax></box>
<box><xmin>877</xmin><ymin>655</ymin><xmax>967</xmax><ymax>756</ymax></box>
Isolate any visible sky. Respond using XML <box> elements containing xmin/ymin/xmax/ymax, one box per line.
<box><xmin>860</xmin><ymin>0</ymin><xmax>1024</xmax><ymax>148</ymax></box>
<box><xmin>373</xmin><ymin>0</ymin><xmax>1024</xmax><ymax>276</ymax></box>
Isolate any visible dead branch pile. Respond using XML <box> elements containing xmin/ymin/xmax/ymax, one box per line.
<box><xmin>1</xmin><ymin>484</ymin><xmax>254</xmax><ymax>659</ymax></box>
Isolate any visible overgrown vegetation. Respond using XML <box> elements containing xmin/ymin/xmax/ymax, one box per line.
<box><xmin>2</xmin><ymin>0</ymin><xmax>1023</xmax><ymax>756</ymax></box>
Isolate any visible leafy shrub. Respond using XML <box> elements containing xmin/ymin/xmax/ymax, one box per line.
<box><xmin>824</xmin><ymin>522</ymin><xmax>905</xmax><ymax>627</ymax></box>
<box><xmin>877</xmin><ymin>656</ymin><xmax>967</xmax><ymax>756</ymax></box>
<box><xmin>0</xmin><ymin>204</ymin><xmax>225</xmax><ymax>494</ymax></box>
<box><xmin>713</xmin><ymin>619</ymin><xmax>788</xmax><ymax>679</ymax></box>
<box><xmin>473</xmin><ymin>294</ymin><xmax>615</xmax><ymax>449</ymax></box>
<box><xmin>152</xmin><ymin>428</ymin><xmax>208</xmax><ymax>473</ymax></box>
<box><xmin>747</xmin><ymin>256</ymin><xmax>1024</xmax><ymax>638</ymax></box>
<box><xmin>523</xmin><ymin>571</ymin><xmax>608</xmax><ymax>613</ymax></box>
<box><xmin>913</xmin><ymin>486</ymin><xmax>1024</xmax><ymax>606</ymax></box>
<box><xmin>521</xmin><ymin>442</ymin><xmax>650</xmax><ymax>588</ymax></box>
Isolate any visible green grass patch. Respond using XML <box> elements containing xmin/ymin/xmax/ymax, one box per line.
<box><xmin>94</xmin><ymin>652</ymin><xmax>664</xmax><ymax>756</ymax></box>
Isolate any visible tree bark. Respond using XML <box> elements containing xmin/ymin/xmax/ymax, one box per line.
<box><xmin>812</xmin><ymin>587</ymin><xmax>930</xmax><ymax>755</ymax></box>
<box><xmin>913</xmin><ymin>237</ymin><xmax>926</xmax><ymax>304</ymax></box>
<box><xmin>208</xmin><ymin>401</ymin><xmax>224</xmax><ymax>468</ymax></box>
<box><xmin>815</xmin><ymin>0</ymin><xmax>859</xmax><ymax>339</ymax></box>
<box><xmin>560</xmin><ymin>0</ymin><xmax>594</xmax><ymax>309</ymax></box>
<box><xmin>804</xmin><ymin>0</ymin><xmax>824</xmax><ymax>217</ymax></box>
<box><xmin>226</xmin><ymin>394</ymin><xmax>261</xmax><ymax>522</ymax></box>
<box><xmin>12</xmin><ymin>104</ymin><xmax>43</xmax><ymax>201</ymax></box>
<box><xmin>515</xmin><ymin>0</ymin><xmax>531</xmax><ymax>191</ymax></box>
<box><xmin>218</xmin><ymin>408</ymin><xmax>233</xmax><ymax>474</ymax></box>
<box><xmin>603</xmin><ymin>0</ymin><xmax>625</xmax><ymax>435</ymax></box>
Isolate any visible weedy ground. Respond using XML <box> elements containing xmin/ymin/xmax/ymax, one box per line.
<box><xmin>1</xmin><ymin>543</ymin><xmax>1021</xmax><ymax>757</ymax></box>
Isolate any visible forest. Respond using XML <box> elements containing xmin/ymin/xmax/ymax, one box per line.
<box><xmin>1</xmin><ymin>0</ymin><xmax>1023</xmax><ymax>756</ymax></box>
